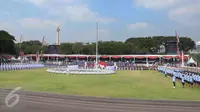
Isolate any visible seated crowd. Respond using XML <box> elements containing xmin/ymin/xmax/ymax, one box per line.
<box><xmin>0</xmin><ymin>60</ymin><xmax>158</xmax><ymax>71</ymax></box>
<box><xmin>44</xmin><ymin>61</ymin><xmax>157</xmax><ymax>70</ymax></box>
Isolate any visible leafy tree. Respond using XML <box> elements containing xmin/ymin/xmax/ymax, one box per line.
<box><xmin>16</xmin><ymin>40</ymin><xmax>43</xmax><ymax>54</ymax></box>
<box><xmin>0</xmin><ymin>30</ymin><xmax>16</xmax><ymax>55</ymax></box>
<box><xmin>179</xmin><ymin>37</ymin><xmax>195</xmax><ymax>53</ymax></box>
<box><xmin>11</xmin><ymin>34</ymin><xmax>196</xmax><ymax>55</ymax></box>
<box><xmin>72</xmin><ymin>42</ymin><xmax>84</xmax><ymax>54</ymax></box>
<box><xmin>59</xmin><ymin>42</ymin><xmax>73</xmax><ymax>54</ymax></box>
<box><xmin>125</xmin><ymin>36</ymin><xmax>195</xmax><ymax>54</ymax></box>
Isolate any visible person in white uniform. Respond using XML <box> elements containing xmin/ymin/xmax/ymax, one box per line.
<box><xmin>181</xmin><ymin>74</ymin><xmax>185</xmax><ymax>88</ymax></box>
<box><xmin>190</xmin><ymin>74</ymin><xmax>194</xmax><ymax>88</ymax></box>
<box><xmin>172</xmin><ymin>75</ymin><xmax>176</xmax><ymax>88</ymax></box>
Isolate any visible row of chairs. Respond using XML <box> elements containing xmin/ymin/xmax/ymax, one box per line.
<box><xmin>0</xmin><ymin>63</ymin><xmax>44</xmax><ymax>71</ymax></box>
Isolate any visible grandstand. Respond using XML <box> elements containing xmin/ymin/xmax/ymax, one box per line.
<box><xmin>25</xmin><ymin>54</ymin><xmax>189</xmax><ymax>62</ymax></box>
<box><xmin>21</xmin><ymin>54</ymin><xmax>189</xmax><ymax>70</ymax></box>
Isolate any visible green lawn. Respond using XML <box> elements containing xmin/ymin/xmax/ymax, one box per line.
<box><xmin>0</xmin><ymin>69</ymin><xmax>200</xmax><ymax>101</ymax></box>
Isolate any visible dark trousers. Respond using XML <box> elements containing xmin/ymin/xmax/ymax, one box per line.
<box><xmin>173</xmin><ymin>81</ymin><xmax>176</xmax><ymax>87</ymax></box>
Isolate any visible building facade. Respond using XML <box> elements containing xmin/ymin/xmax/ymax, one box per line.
<box><xmin>190</xmin><ymin>41</ymin><xmax>200</xmax><ymax>54</ymax></box>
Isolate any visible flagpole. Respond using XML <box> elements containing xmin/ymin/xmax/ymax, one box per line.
<box><xmin>36</xmin><ymin>51</ymin><xmax>39</xmax><ymax>63</ymax></box>
<box><xmin>175</xmin><ymin>30</ymin><xmax>180</xmax><ymax>54</ymax></box>
<box><xmin>175</xmin><ymin>30</ymin><xmax>182</xmax><ymax>67</ymax></box>
<box><xmin>41</xmin><ymin>36</ymin><xmax>45</xmax><ymax>55</ymax></box>
<box><xmin>19</xmin><ymin>34</ymin><xmax>23</xmax><ymax>56</ymax></box>
<box><xmin>19</xmin><ymin>34</ymin><xmax>23</xmax><ymax>63</ymax></box>
<box><xmin>96</xmin><ymin>22</ymin><xmax>98</xmax><ymax>69</ymax></box>
<box><xmin>181</xmin><ymin>50</ymin><xmax>184</xmax><ymax>67</ymax></box>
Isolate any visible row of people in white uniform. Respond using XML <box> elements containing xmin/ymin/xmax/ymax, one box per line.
<box><xmin>0</xmin><ymin>63</ymin><xmax>44</xmax><ymax>71</ymax></box>
<box><xmin>158</xmin><ymin>66</ymin><xmax>200</xmax><ymax>88</ymax></box>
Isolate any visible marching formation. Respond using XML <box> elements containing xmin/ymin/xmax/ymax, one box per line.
<box><xmin>158</xmin><ymin>66</ymin><xmax>200</xmax><ymax>88</ymax></box>
<box><xmin>0</xmin><ymin>63</ymin><xmax>44</xmax><ymax>71</ymax></box>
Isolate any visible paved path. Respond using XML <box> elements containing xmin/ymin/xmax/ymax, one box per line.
<box><xmin>0</xmin><ymin>89</ymin><xmax>200</xmax><ymax>112</ymax></box>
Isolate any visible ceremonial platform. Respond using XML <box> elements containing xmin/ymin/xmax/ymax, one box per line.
<box><xmin>46</xmin><ymin>65</ymin><xmax>115</xmax><ymax>75</ymax></box>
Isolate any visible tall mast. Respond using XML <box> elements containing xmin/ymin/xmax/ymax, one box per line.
<box><xmin>96</xmin><ymin>22</ymin><xmax>99</xmax><ymax>68</ymax></box>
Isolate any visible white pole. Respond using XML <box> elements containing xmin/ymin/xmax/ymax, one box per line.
<box><xmin>181</xmin><ymin>50</ymin><xmax>184</xmax><ymax>67</ymax></box>
<box><xmin>19</xmin><ymin>34</ymin><xmax>23</xmax><ymax>63</ymax></box>
<box><xmin>36</xmin><ymin>51</ymin><xmax>39</xmax><ymax>63</ymax></box>
<box><xmin>19</xmin><ymin>35</ymin><xmax>23</xmax><ymax>56</ymax></box>
<box><xmin>146</xmin><ymin>57</ymin><xmax>149</xmax><ymax>67</ymax></box>
<box><xmin>56</xmin><ymin>25</ymin><xmax>60</xmax><ymax>45</ymax></box>
<box><xmin>96</xmin><ymin>22</ymin><xmax>98</xmax><ymax>69</ymax></box>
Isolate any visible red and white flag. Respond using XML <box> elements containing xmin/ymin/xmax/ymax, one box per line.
<box><xmin>98</xmin><ymin>62</ymin><xmax>107</xmax><ymax>69</ymax></box>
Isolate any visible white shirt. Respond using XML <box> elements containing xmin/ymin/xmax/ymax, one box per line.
<box><xmin>190</xmin><ymin>76</ymin><xmax>193</xmax><ymax>82</ymax></box>
<box><xmin>173</xmin><ymin>76</ymin><xmax>176</xmax><ymax>82</ymax></box>
<box><xmin>198</xmin><ymin>76</ymin><xmax>200</xmax><ymax>82</ymax></box>
<box><xmin>181</xmin><ymin>76</ymin><xmax>185</xmax><ymax>83</ymax></box>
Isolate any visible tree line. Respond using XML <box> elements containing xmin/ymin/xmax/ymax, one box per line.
<box><xmin>0</xmin><ymin>30</ymin><xmax>196</xmax><ymax>56</ymax></box>
<box><xmin>0</xmin><ymin>30</ymin><xmax>16</xmax><ymax>55</ymax></box>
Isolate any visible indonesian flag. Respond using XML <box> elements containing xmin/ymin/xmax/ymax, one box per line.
<box><xmin>98</xmin><ymin>62</ymin><xmax>106</xmax><ymax>69</ymax></box>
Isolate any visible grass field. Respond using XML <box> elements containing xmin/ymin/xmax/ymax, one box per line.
<box><xmin>0</xmin><ymin>69</ymin><xmax>200</xmax><ymax>101</ymax></box>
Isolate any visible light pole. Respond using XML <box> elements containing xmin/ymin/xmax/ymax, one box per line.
<box><xmin>95</xmin><ymin>22</ymin><xmax>99</xmax><ymax>69</ymax></box>
<box><xmin>19</xmin><ymin>34</ymin><xmax>23</xmax><ymax>63</ymax></box>
<box><xmin>19</xmin><ymin>34</ymin><xmax>23</xmax><ymax>55</ymax></box>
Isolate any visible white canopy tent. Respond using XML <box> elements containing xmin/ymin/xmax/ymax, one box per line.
<box><xmin>10</xmin><ymin>57</ymin><xmax>16</xmax><ymax>60</ymax></box>
<box><xmin>24</xmin><ymin>57</ymin><xmax>29</xmax><ymax>60</ymax></box>
<box><xmin>17</xmin><ymin>57</ymin><xmax>21</xmax><ymax>60</ymax></box>
<box><xmin>187</xmin><ymin>57</ymin><xmax>196</xmax><ymax>65</ymax></box>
